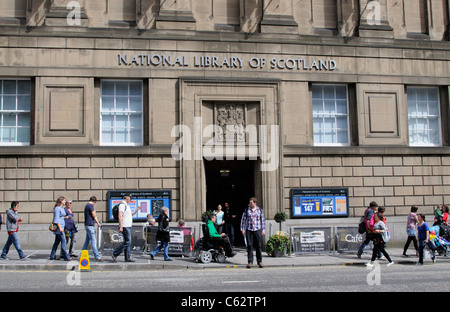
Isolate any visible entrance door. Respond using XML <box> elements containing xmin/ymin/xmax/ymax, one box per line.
<box><xmin>204</xmin><ymin>159</ymin><xmax>255</xmax><ymax>246</ymax></box>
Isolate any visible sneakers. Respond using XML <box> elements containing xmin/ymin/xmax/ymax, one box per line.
<box><xmin>386</xmin><ymin>261</ymin><xmax>394</xmax><ymax>267</ymax></box>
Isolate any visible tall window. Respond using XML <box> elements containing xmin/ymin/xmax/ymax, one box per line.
<box><xmin>213</xmin><ymin>0</ymin><xmax>240</xmax><ymax>29</ymax></box>
<box><xmin>313</xmin><ymin>0</ymin><xmax>338</xmax><ymax>32</ymax></box>
<box><xmin>407</xmin><ymin>87</ymin><xmax>441</xmax><ymax>146</ymax></box>
<box><xmin>0</xmin><ymin>79</ymin><xmax>31</xmax><ymax>146</ymax></box>
<box><xmin>404</xmin><ymin>0</ymin><xmax>428</xmax><ymax>35</ymax></box>
<box><xmin>108</xmin><ymin>0</ymin><xmax>136</xmax><ymax>23</ymax></box>
<box><xmin>312</xmin><ymin>84</ymin><xmax>349</xmax><ymax>146</ymax></box>
<box><xmin>100</xmin><ymin>80</ymin><xmax>143</xmax><ymax>146</ymax></box>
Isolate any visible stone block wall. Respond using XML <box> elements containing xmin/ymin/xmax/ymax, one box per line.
<box><xmin>0</xmin><ymin>155</ymin><xmax>180</xmax><ymax>225</ymax></box>
<box><xmin>283</xmin><ymin>154</ymin><xmax>450</xmax><ymax>218</ymax></box>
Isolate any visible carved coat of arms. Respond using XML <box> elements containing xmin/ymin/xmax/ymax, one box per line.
<box><xmin>215</xmin><ymin>104</ymin><xmax>246</xmax><ymax>142</ymax></box>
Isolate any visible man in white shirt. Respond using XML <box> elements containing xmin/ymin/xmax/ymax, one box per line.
<box><xmin>111</xmin><ymin>195</ymin><xmax>141</xmax><ymax>262</ymax></box>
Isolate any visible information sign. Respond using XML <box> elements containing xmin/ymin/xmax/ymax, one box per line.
<box><xmin>291</xmin><ymin>188</ymin><xmax>349</xmax><ymax>218</ymax></box>
<box><xmin>107</xmin><ymin>190</ymin><xmax>172</xmax><ymax>222</ymax></box>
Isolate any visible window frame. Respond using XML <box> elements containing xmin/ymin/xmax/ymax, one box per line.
<box><xmin>407</xmin><ymin>86</ymin><xmax>442</xmax><ymax>147</ymax></box>
<box><xmin>312</xmin><ymin>84</ymin><xmax>350</xmax><ymax>147</ymax></box>
<box><xmin>100</xmin><ymin>79</ymin><xmax>144</xmax><ymax>147</ymax></box>
<box><xmin>0</xmin><ymin>78</ymin><xmax>31</xmax><ymax>146</ymax></box>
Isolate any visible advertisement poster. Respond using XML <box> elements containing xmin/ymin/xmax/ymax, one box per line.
<box><xmin>107</xmin><ymin>190</ymin><xmax>172</xmax><ymax>222</ymax></box>
<box><xmin>291</xmin><ymin>188</ymin><xmax>349</xmax><ymax>219</ymax></box>
<box><xmin>291</xmin><ymin>227</ymin><xmax>332</xmax><ymax>254</ymax></box>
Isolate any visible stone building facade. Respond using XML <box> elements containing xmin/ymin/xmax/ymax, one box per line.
<box><xmin>0</xmin><ymin>0</ymin><xmax>450</xmax><ymax>245</ymax></box>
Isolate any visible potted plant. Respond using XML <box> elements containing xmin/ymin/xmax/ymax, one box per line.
<box><xmin>274</xmin><ymin>211</ymin><xmax>288</xmax><ymax>232</ymax></box>
<box><xmin>266</xmin><ymin>232</ymin><xmax>291</xmax><ymax>257</ymax></box>
<box><xmin>201</xmin><ymin>210</ymin><xmax>214</xmax><ymax>223</ymax></box>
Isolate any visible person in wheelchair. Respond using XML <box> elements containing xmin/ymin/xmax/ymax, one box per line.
<box><xmin>207</xmin><ymin>214</ymin><xmax>236</xmax><ymax>258</ymax></box>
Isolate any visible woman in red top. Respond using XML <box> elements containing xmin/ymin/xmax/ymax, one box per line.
<box><xmin>442</xmin><ymin>205</ymin><xmax>449</xmax><ymax>226</ymax></box>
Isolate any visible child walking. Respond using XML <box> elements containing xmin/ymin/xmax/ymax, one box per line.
<box><xmin>366</xmin><ymin>212</ymin><xmax>394</xmax><ymax>267</ymax></box>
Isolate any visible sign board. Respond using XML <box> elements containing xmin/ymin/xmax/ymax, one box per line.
<box><xmin>98</xmin><ymin>224</ymin><xmax>193</xmax><ymax>257</ymax></box>
<box><xmin>106</xmin><ymin>190</ymin><xmax>172</xmax><ymax>222</ymax></box>
<box><xmin>145</xmin><ymin>226</ymin><xmax>193</xmax><ymax>257</ymax></box>
<box><xmin>335</xmin><ymin>227</ymin><xmax>372</xmax><ymax>253</ymax></box>
<box><xmin>291</xmin><ymin>227</ymin><xmax>332</xmax><ymax>254</ymax></box>
<box><xmin>291</xmin><ymin>188</ymin><xmax>349</xmax><ymax>219</ymax></box>
<box><xmin>99</xmin><ymin>224</ymin><xmax>147</xmax><ymax>254</ymax></box>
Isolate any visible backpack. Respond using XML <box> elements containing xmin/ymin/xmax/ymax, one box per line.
<box><xmin>358</xmin><ymin>208</ymin><xmax>369</xmax><ymax>234</ymax></box>
<box><xmin>112</xmin><ymin>202</ymin><xmax>127</xmax><ymax>221</ymax></box>
<box><xmin>358</xmin><ymin>217</ymin><xmax>366</xmax><ymax>234</ymax></box>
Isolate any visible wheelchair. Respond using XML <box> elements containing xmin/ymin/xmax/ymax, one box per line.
<box><xmin>193</xmin><ymin>223</ymin><xmax>227</xmax><ymax>264</ymax></box>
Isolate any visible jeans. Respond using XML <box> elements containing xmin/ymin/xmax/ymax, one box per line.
<box><xmin>357</xmin><ymin>233</ymin><xmax>371</xmax><ymax>254</ymax></box>
<box><xmin>418</xmin><ymin>239</ymin><xmax>436</xmax><ymax>264</ymax></box>
<box><xmin>50</xmin><ymin>231</ymin><xmax>71</xmax><ymax>260</ymax></box>
<box><xmin>1</xmin><ymin>232</ymin><xmax>25</xmax><ymax>259</ymax></box>
<box><xmin>151</xmin><ymin>241</ymin><xmax>170</xmax><ymax>260</ymax></box>
<box><xmin>82</xmin><ymin>225</ymin><xmax>100</xmax><ymax>259</ymax></box>
<box><xmin>245</xmin><ymin>229</ymin><xmax>262</xmax><ymax>264</ymax></box>
<box><xmin>66</xmin><ymin>231</ymin><xmax>76</xmax><ymax>255</ymax></box>
<box><xmin>224</xmin><ymin>223</ymin><xmax>235</xmax><ymax>246</ymax></box>
<box><xmin>113</xmin><ymin>227</ymin><xmax>131</xmax><ymax>260</ymax></box>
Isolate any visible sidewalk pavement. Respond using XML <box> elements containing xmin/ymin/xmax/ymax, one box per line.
<box><xmin>0</xmin><ymin>247</ymin><xmax>447</xmax><ymax>271</ymax></box>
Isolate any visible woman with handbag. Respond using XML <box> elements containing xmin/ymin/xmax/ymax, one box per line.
<box><xmin>49</xmin><ymin>196</ymin><xmax>73</xmax><ymax>261</ymax></box>
<box><xmin>366</xmin><ymin>212</ymin><xmax>394</xmax><ymax>267</ymax></box>
<box><xmin>149</xmin><ymin>206</ymin><xmax>172</xmax><ymax>261</ymax></box>
<box><xmin>417</xmin><ymin>214</ymin><xmax>436</xmax><ymax>265</ymax></box>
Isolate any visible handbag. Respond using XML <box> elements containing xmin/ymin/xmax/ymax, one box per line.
<box><xmin>49</xmin><ymin>223</ymin><xmax>57</xmax><ymax>232</ymax></box>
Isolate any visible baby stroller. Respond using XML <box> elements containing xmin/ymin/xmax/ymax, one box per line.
<box><xmin>429</xmin><ymin>226</ymin><xmax>450</xmax><ymax>257</ymax></box>
<box><xmin>193</xmin><ymin>223</ymin><xmax>227</xmax><ymax>264</ymax></box>
<box><xmin>439</xmin><ymin>224</ymin><xmax>450</xmax><ymax>241</ymax></box>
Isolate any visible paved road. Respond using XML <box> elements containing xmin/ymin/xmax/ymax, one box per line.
<box><xmin>2</xmin><ymin>261</ymin><xmax>449</xmax><ymax>293</ymax></box>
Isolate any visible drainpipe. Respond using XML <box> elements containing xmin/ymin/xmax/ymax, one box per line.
<box><xmin>448</xmin><ymin>0</ymin><xmax>450</xmax><ymax>40</ymax></box>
